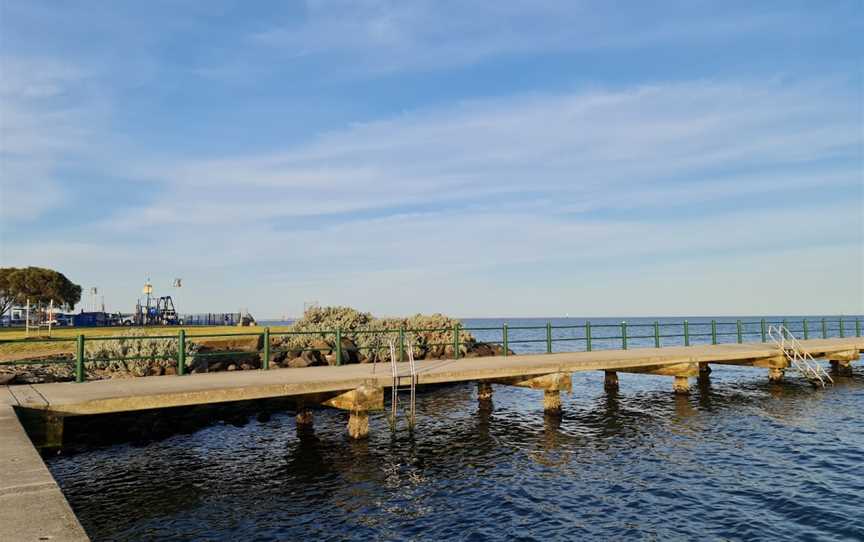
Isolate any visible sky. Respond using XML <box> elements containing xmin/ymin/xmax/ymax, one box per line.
<box><xmin>0</xmin><ymin>0</ymin><xmax>862</xmax><ymax>318</ymax></box>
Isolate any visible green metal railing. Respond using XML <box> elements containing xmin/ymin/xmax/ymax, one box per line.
<box><xmin>0</xmin><ymin>317</ymin><xmax>860</xmax><ymax>383</ymax></box>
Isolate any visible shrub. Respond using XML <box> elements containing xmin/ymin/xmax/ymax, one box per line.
<box><xmin>84</xmin><ymin>329</ymin><xmax>196</xmax><ymax>376</ymax></box>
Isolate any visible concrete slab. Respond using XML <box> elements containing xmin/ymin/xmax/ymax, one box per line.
<box><xmin>0</xmin><ymin>406</ymin><xmax>89</xmax><ymax>541</ymax></box>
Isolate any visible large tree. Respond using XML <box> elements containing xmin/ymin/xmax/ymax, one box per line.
<box><xmin>0</xmin><ymin>267</ymin><xmax>82</xmax><ymax>317</ymax></box>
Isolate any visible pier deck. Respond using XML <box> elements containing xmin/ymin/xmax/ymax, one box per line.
<box><xmin>0</xmin><ymin>391</ymin><xmax>88</xmax><ymax>541</ymax></box>
<box><xmin>5</xmin><ymin>337</ymin><xmax>862</xmax><ymax>416</ymax></box>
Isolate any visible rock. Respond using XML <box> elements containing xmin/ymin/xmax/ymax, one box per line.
<box><xmin>339</xmin><ymin>337</ymin><xmax>360</xmax><ymax>364</ymax></box>
<box><xmin>164</xmin><ymin>366</ymin><xmax>177</xmax><ymax>376</ymax></box>
<box><xmin>301</xmin><ymin>349</ymin><xmax>324</xmax><ymax>366</ymax></box>
<box><xmin>0</xmin><ymin>373</ymin><xmax>16</xmax><ymax>385</ymax></box>
<box><xmin>227</xmin><ymin>364</ymin><xmax>237</xmax><ymax>371</ymax></box>
<box><xmin>240</xmin><ymin>362</ymin><xmax>255</xmax><ymax>371</ymax></box>
<box><xmin>310</xmin><ymin>339</ymin><xmax>332</xmax><ymax>355</ymax></box>
<box><xmin>324</xmin><ymin>354</ymin><xmax>338</xmax><ymax>366</ymax></box>
<box><xmin>288</xmin><ymin>357</ymin><xmax>311</xmax><ymax>368</ymax></box>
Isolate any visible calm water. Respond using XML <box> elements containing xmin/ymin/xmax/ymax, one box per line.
<box><xmin>46</xmin><ymin>317</ymin><xmax>864</xmax><ymax>541</ymax></box>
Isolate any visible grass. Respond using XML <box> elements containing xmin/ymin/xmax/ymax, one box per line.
<box><xmin>0</xmin><ymin>325</ymin><xmax>295</xmax><ymax>362</ymax></box>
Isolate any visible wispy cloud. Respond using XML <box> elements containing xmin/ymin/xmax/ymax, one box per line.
<box><xmin>0</xmin><ymin>56</ymin><xmax>108</xmax><ymax>221</ymax></box>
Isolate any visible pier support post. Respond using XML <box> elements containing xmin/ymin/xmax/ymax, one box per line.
<box><xmin>491</xmin><ymin>372</ymin><xmax>572</xmax><ymax>414</ymax></box>
<box><xmin>829</xmin><ymin>360</ymin><xmax>853</xmax><ymax>376</ymax></box>
<box><xmin>768</xmin><ymin>367</ymin><xmax>785</xmax><ymax>383</ymax></box>
<box><xmin>615</xmin><ymin>362</ymin><xmax>698</xmax><ymax>395</ymax></box>
<box><xmin>296</xmin><ymin>404</ymin><xmax>314</xmax><ymax>427</ymax></box>
<box><xmin>347</xmin><ymin>410</ymin><xmax>369</xmax><ymax>439</ymax></box>
<box><xmin>826</xmin><ymin>350</ymin><xmax>857</xmax><ymax>376</ymax></box>
<box><xmin>477</xmin><ymin>382</ymin><xmax>493</xmax><ymax>403</ymax></box>
<box><xmin>321</xmin><ymin>383</ymin><xmax>384</xmax><ymax>440</ymax></box>
<box><xmin>604</xmin><ymin>371</ymin><xmax>619</xmax><ymax>392</ymax></box>
<box><xmin>543</xmin><ymin>390</ymin><xmax>562</xmax><ymax>413</ymax></box>
<box><xmin>673</xmin><ymin>376</ymin><xmax>690</xmax><ymax>395</ymax></box>
<box><xmin>698</xmin><ymin>363</ymin><xmax>711</xmax><ymax>381</ymax></box>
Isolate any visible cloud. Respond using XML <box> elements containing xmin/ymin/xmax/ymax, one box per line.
<box><xmin>0</xmin><ymin>56</ymin><xmax>106</xmax><ymax>222</ymax></box>
<box><xmin>248</xmin><ymin>1</ymin><xmax>841</xmax><ymax>74</ymax></box>
<box><xmin>10</xmin><ymin>76</ymin><xmax>846</xmax><ymax>316</ymax></box>
<box><xmin>118</xmin><ymin>78</ymin><xmax>860</xmax><ymax>228</ymax></box>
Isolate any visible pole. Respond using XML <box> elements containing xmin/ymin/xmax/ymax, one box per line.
<box><xmin>621</xmin><ymin>321</ymin><xmax>628</xmax><ymax>350</ymax></box>
<box><xmin>684</xmin><ymin>320</ymin><xmax>690</xmax><ymax>347</ymax></box>
<box><xmin>75</xmin><ymin>334</ymin><xmax>85</xmax><ymax>383</ymax></box>
<box><xmin>586</xmin><ymin>321</ymin><xmax>593</xmax><ymax>352</ymax></box>
<box><xmin>822</xmin><ymin>318</ymin><xmax>827</xmax><ymax>339</ymax></box>
<box><xmin>263</xmin><ymin>327</ymin><xmax>270</xmax><ymax>370</ymax></box>
<box><xmin>335</xmin><ymin>328</ymin><xmax>343</xmax><ymax>366</ymax></box>
<box><xmin>453</xmin><ymin>324</ymin><xmax>460</xmax><ymax>360</ymax></box>
<box><xmin>546</xmin><ymin>322</ymin><xmax>552</xmax><ymax>354</ymax></box>
<box><xmin>399</xmin><ymin>325</ymin><xmax>405</xmax><ymax>362</ymax></box>
<box><xmin>178</xmin><ymin>329</ymin><xmax>186</xmax><ymax>376</ymax></box>
<box><xmin>736</xmin><ymin>320</ymin><xmax>743</xmax><ymax>344</ymax></box>
<box><xmin>502</xmin><ymin>324</ymin><xmax>509</xmax><ymax>357</ymax></box>
<box><xmin>654</xmin><ymin>321</ymin><xmax>660</xmax><ymax>348</ymax></box>
<box><xmin>711</xmin><ymin>320</ymin><xmax>717</xmax><ymax>345</ymax></box>
<box><xmin>761</xmin><ymin>318</ymin><xmax>767</xmax><ymax>342</ymax></box>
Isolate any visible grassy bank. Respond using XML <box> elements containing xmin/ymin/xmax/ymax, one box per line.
<box><xmin>0</xmin><ymin>325</ymin><xmax>293</xmax><ymax>362</ymax></box>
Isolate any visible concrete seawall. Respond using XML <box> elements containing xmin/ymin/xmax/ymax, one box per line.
<box><xmin>1</xmin><ymin>389</ymin><xmax>89</xmax><ymax>541</ymax></box>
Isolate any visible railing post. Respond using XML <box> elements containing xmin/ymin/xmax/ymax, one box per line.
<box><xmin>711</xmin><ymin>320</ymin><xmax>717</xmax><ymax>345</ymax></box>
<box><xmin>453</xmin><ymin>324</ymin><xmax>460</xmax><ymax>359</ymax></box>
<box><xmin>760</xmin><ymin>318</ymin><xmax>766</xmax><ymax>342</ymax></box>
<box><xmin>856</xmin><ymin>318</ymin><xmax>861</xmax><ymax>338</ymax></box>
<box><xmin>839</xmin><ymin>319</ymin><xmax>845</xmax><ymax>338</ymax></box>
<box><xmin>684</xmin><ymin>320</ymin><xmax>690</xmax><ymax>346</ymax></box>
<box><xmin>75</xmin><ymin>334</ymin><xmax>85</xmax><ymax>383</ymax></box>
<box><xmin>262</xmin><ymin>327</ymin><xmax>270</xmax><ymax>370</ymax></box>
<box><xmin>822</xmin><ymin>318</ymin><xmax>827</xmax><ymax>339</ymax></box>
<box><xmin>782</xmin><ymin>318</ymin><xmax>788</xmax><ymax>332</ymax></box>
<box><xmin>586</xmin><ymin>321</ymin><xmax>592</xmax><ymax>352</ymax></box>
<box><xmin>177</xmin><ymin>329</ymin><xmax>186</xmax><ymax>376</ymax></box>
<box><xmin>335</xmin><ymin>328</ymin><xmax>343</xmax><ymax>366</ymax></box>
<box><xmin>546</xmin><ymin>322</ymin><xmax>552</xmax><ymax>354</ymax></box>
<box><xmin>399</xmin><ymin>325</ymin><xmax>405</xmax><ymax>362</ymax></box>
<box><xmin>654</xmin><ymin>321</ymin><xmax>660</xmax><ymax>348</ymax></box>
<box><xmin>803</xmin><ymin>319</ymin><xmax>809</xmax><ymax>339</ymax></box>
<box><xmin>621</xmin><ymin>321</ymin><xmax>628</xmax><ymax>350</ymax></box>
<box><xmin>736</xmin><ymin>320</ymin><xmax>743</xmax><ymax>344</ymax></box>
<box><xmin>502</xmin><ymin>324</ymin><xmax>509</xmax><ymax>357</ymax></box>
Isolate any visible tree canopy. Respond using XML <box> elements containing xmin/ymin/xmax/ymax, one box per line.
<box><xmin>0</xmin><ymin>267</ymin><xmax>82</xmax><ymax>317</ymax></box>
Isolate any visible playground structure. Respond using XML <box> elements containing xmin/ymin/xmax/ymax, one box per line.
<box><xmin>133</xmin><ymin>279</ymin><xmax>180</xmax><ymax>326</ymax></box>
<box><xmin>23</xmin><ymin>300</ymin><xmax>59</xmax><ymax>337</ymax></box>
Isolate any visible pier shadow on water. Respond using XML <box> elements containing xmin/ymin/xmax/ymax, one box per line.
<box><xmin>45</xmin><ymin>363</ymin><xmax>864</xmax><ymax>541</ymax></box>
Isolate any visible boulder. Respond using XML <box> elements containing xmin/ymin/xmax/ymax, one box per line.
<box><xmin>288</xmin><ymin>356</ymin><xmax>311</xmax><ymax>368</ymax></box>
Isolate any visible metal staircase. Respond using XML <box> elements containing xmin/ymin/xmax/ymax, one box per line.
<box><xmin>768</xmin><ymin>324</ymin><xmax>833</xmax><ymax>387</ymax></box>
<box><xmin>387</xmin><ymin>338</ymin><xmax>417</xmax><ymax>431</ymax></box>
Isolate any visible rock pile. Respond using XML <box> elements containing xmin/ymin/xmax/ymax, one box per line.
<box><xmin>268</xmin><ymin>306</ymin><xmax>510</xmax><ymax>368</ymax></box>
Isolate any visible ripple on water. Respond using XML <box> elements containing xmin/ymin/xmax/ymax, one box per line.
<box><xmin>46</xmin><ymin>363</ymin><xmax>864</xmax><ymax>541</ymax></box>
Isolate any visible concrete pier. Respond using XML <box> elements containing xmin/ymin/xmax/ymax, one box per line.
<box><xmin>1</xmin><ymin>391</ymin><xmax>89</xmax><ymax>541</ymax></box>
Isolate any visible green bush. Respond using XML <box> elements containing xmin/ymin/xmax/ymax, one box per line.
<box><xmin>277</xmin><ymin>306</ymin><xmax>476</xmax><ymax>362</ymax></box>
<box><xmin>84</xmin><ymin>329</ymin><xmax>196</xmax><ymax>376</ymax></box>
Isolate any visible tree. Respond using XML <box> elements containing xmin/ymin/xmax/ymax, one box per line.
<box><xmin>0</xmin><ymin>267</ymin><xmax>82</xmax><ymax>317</ymax></box>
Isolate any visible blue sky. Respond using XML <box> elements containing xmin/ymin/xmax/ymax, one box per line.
<box><xmin>1</xmin><ymin>1</ymin><xmax>862</xmax><ymax>318</ymax></box>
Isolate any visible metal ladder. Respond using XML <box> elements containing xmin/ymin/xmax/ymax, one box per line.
<box><xmin>768</xmin><ymin>324</ymin><xmax>833</xmax><ymax>387</ymax></box>
<box><xmin>388</xmin><ymin>338</ymin><xmax>417</xmax><ymax>431</ymax></box>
